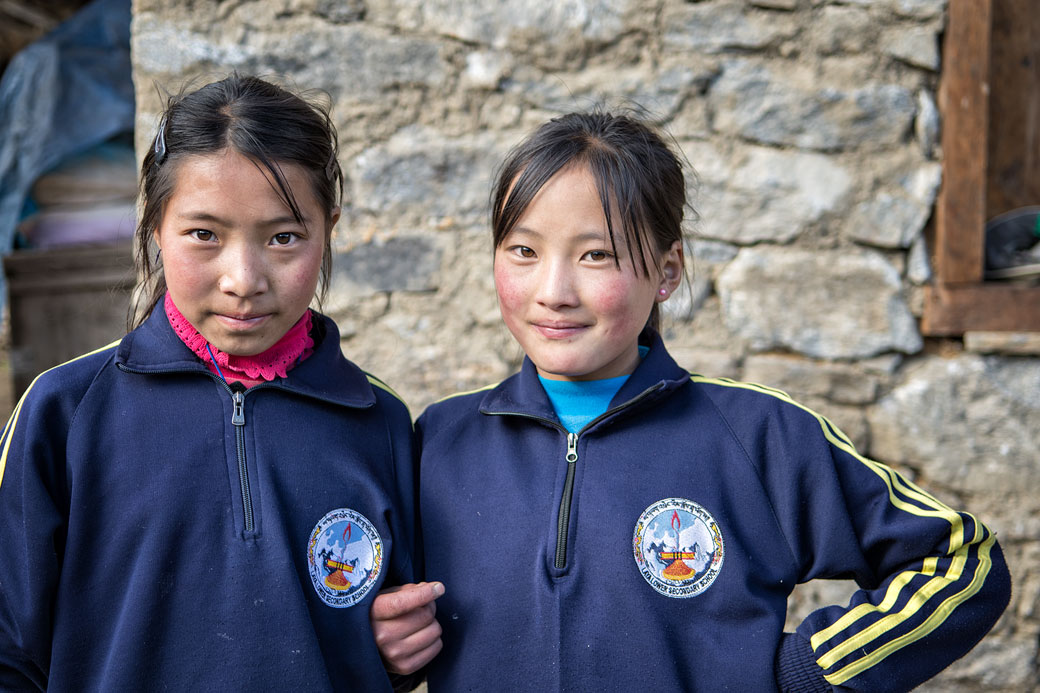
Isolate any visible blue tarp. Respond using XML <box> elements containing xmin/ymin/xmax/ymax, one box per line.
<box><xmin>0</xmin><ymin>0</ymin><xmax>133</xmax><ymax>304</ymax></box>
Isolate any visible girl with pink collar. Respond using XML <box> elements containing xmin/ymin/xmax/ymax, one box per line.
<box><xmin>0</xmin><ymin>74</ymin><xmax>418</xmax><ymax>691</ymax></box>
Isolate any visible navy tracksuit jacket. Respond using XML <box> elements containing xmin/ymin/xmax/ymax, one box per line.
<box><xmin>418</xmin><ymin>330</ymin><xmax>1010</xmax><ymax>691</ymax></box>
<box><xmin>0</xmin><ymin>304</ymin><xmax>418</xmax><ymax>691</ymax></box>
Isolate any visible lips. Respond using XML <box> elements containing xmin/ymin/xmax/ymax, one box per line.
<box><xmin>215</xmin><ymin>312</ymin><xmax>272</xmax><ymax>331</ymax></box>
<box><xmin>531</xmin><ymin>320</ymin><xmax>589</xmax><ymax>339</ymax></box>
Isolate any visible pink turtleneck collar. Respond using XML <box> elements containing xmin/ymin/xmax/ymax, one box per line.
<box><xmin>164</xmin><ymin>292</ymin><xmax>315</xmax><ymax>387</ymax></box>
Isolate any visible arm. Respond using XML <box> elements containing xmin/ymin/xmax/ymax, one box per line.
<box><xmin>0</xmin><ymin>382</ymin><xmax>71</xmax><ymax>691</ymax></box>
<box><xmin>766</xmin><ymin>405</ymin><xmax>1011</xmax><ymax>691</ymax></box>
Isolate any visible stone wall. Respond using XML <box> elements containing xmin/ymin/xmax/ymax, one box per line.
<box><xmin>131</xmin><ymin>0</ymin><xmax>1039</xmax><ymax>688</ymax></box>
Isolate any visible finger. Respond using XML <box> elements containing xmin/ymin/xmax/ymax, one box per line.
<box><xmin>371</xmin><ymin>581</ymin><xmax>445</xmax><ymax>621</ymax></box>
<box><xmin>385</xmin><ymin>628</ymin><xmax>445</xmax><ymax>675</ymax></box>
<box><xmin>371</xmin><ymin>582</ymin><xmax>441</xmax><ymax>621</ymax></box>
<box><xmin>373</xmin><ymin>601</ymin><xmax>437</xmax><ymax>644</ymax></box>
<box><xmin>380</xmin><ymin>616</ymin><xmax>442</xmax><ymax>659</ymax></box>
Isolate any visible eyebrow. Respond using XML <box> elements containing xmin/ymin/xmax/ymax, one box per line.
<box><xmin>509</xmin><ymin>226</ymin><xmax>609</xmax><ymax>243</ymax></box>
<box><xmin>175</xmin><ymin>211</ymin><xmax>308</xmax><ymax>227</ymax></box>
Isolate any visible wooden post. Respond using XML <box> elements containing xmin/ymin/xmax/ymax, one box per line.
<box><xmin>933</xmin><ymin>0</ymin><xmax>991</xmax><ymax>285</ymax></box>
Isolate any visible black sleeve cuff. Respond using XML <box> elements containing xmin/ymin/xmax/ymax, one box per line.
<box><xmin>389</xmin><ymin>671</ymin><xmax>424</xmax><ymax>692</ymax></box>
<box><xmin>775</xmin><ymin>632</ymin><xmax>831</xmax><ymax>692</ymax></box>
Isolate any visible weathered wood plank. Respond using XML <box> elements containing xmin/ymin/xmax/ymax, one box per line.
<box><xmin>922</xmin><ymin>284</ymin><xmax>1040</xmax><ymax>335</ymax></box>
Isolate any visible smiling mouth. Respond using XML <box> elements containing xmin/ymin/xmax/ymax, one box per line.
<box><xmin>531</xmin><ymin>322</ymin><xmax>589</xmax><ymax>339</ymax></box>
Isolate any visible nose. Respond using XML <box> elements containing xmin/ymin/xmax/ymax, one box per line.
<box><xmin>217</xmin><ymin>243</ymin><xmax>269</xmax><ymax>297</ymax></box>
<box><xmin>534</xmin><ymin>258</ymin><xmax>579</xmax><ymax>310</ymax></box>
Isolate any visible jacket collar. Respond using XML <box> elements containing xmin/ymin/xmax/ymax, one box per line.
<box><xmin>116</xmin><ymin>301</ymin><xmax>377</xmax><ymax>409</ymax></box>
<box><xmin>478</xmin><ymin>328</ymin><xmax>690</xmax><ymax>424</ymax></box>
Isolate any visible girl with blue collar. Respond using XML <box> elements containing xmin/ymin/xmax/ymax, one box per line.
<box><xmin>0</xmin><ymin>75</ymin><xmax>417</xmax><ymax>691</ymax></box>
<box><xmin>374</xmin><ymin>111</ymin><xmax>1010</xmax><ymax>691</ymax></box>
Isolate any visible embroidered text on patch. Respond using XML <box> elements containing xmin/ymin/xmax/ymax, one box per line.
<box><xmin>633</xmin><ymin>498</ymin><xmax>724</xmax><ymax>598</ymax></box>
<box><xmin>307</xmin><ymin>508</ymin><xmax>383</xmax><ymax>608</ymax></box>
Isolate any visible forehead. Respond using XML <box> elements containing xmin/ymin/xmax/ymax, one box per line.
<box><xmin>164</xmin><ymin>149</ymin><xmax>322</xmax><ymax>217</ymax></box>
<box><xmin>508</xmin><ymin>162</ymin><xmax>627</xmax><ymax>236</ymax></box>
<box><xmin>515</xmin><ymin>163</ymin><xmax>602</xmax><ymax>218</ymax></box>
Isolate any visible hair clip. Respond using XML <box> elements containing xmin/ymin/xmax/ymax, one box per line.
<box><xmin>153</xmin><ymin>115</ymin><xmax>168</xmax><ymax>165</ymax></box>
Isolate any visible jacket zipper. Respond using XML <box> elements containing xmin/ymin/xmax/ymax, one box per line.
<box><xmin>554</xmin><ymin>432</ymin><xmax>579</xmax><ymax>569</ymax></box>
<box><xmin>116</xmin><ymin>363</ymin><xmax>261</xmax><ymax>535</ymax></box>
<box><xmin>116</xmin><ymin>362</ymin><xmax>370</xmax><ymax>537</ymax></box>
<box><xmin>486</xmin><ymin>382</ymin><xmax>666</xmax><ymax>571</ymax></box>
<box><xmin>230</xmin><ymin>389</ymin><xmax>254</xmax><ymax>533</ymax></box>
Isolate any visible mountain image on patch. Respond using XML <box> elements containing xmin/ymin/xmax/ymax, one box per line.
<box><xmin>633</xmin><ymin>498</ymin><xmax>724</xmax><ymax>598</ymax></box>
<box><xmin>307</xmin><ymin>508</ymin><xmax>383</xmax><ymax>608</ymax></box>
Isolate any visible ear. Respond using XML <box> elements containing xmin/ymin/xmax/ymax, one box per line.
<box><xmin>152</xmin><ymin>227</ymin><xmax>161</xmax><ymax>251</ymax></box>
<box><xmin>328</xmin><ymin>206</ymin><xmax>341</xmax><ymax>232</ymax></box>
<box><xmin>655</xmin><ymin>240</ymin><xmax>684</xmax><ymax>302</ymax></box>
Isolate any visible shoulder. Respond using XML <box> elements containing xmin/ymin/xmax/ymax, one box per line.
<box><xmin>688</xmin><ymin>373</ymin><xmax>793</xmax><ymax>403</ymax></box>
<box><xmin>685</xmin><ymin>373</ymin><xmax>854</xmax><ymax>450</ymax></box>
<box><xmin>688</xmin><ymin>374</ymin><xmax>814</xmax><ymax>417</ymax></box>
<box><xmin>294</xmin><ymin>312</ymin><xmax>411</xmax><ymax>421</ymax></box>
<box><xmin>363</xmin><ymin>371</ymin><xmax>413</xmax><ymax>423</ymax></box>
<box><xmin>17</xmin><ymin>341</ymin><xmax>122</xmax><ymax>411</ymax></box>
<box><xmin>417</xmin><ymin>379</ymin><xmax>502</xmax><ymax>434</ymax></box>
<box><xmin>2</xmin><ymin>340</ymin><xmax>122</xmax><ymax>454</ymax></box>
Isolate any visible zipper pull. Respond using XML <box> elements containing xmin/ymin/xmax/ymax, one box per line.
<box><xmin>232</xmin><ymin>390</ymin><xmax>245</xmax><ymax>426</ymax></box>
<box><xmin>566</xmin><ymin>432</ymin><xmax>578</xmax><ymax>463</ymax></box>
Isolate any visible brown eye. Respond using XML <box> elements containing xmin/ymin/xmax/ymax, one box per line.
<box><xmin>272</xmin><ymin>232</ymin><xmax>295</xmax><ymax>245</ymax></box>
<box><xmin>191</xmin><ymin>229</ymin><xmax>214</xmax><ymax>241</ymax></box>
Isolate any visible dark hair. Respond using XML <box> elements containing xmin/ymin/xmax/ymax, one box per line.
<box><xmin>130</xmin><ymin>73</ymin><xmax>343</xmax><ymax>328</ymax></box>
<box><xmin>491</xmin><ymin>111</ymin><xmax>689</xmax><ymax>331</ymax></box>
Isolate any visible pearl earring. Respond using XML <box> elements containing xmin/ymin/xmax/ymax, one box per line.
<box><xmin>658</xmin><ymin>288</ymin><xmax>668</xmax><ymax>297</ymax></box>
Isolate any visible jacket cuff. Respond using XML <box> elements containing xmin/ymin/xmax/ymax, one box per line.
<box><xmin>775</xmin><ymin>632</ymin><xmax>830</xmax><ymax>692</ymax></box>
<box><xmin>389</xmin><ymin>669</ymin><xmax>428</xmax><ymax>693</ymax></box>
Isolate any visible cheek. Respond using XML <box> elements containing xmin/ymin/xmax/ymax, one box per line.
<box><xmin>591</xmin><ymin>276</ymin><xmax>655</xmax><ymax>329</ymax></box>
<box><xmin>290</xmin><ymin>257</ymin><xmax>322</xmax><ymax>294</ymax></box>
<box><xmin>162</xmin><ymin>251</ymin><xmax>207</xmax><ymax>299</ymax></box>
<box><xmin>493</xmin><ymin>262</ymin><xmax>525</xmax><ymax>314</ymax></box>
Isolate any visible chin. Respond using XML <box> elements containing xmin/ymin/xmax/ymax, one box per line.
<box><xmin>536</xmin><ymin>362</ymin><xmax>597</xmax><ymax>380</ymax></box>
<box><xmin>212</xmin><ymin>336</ymin><xmax>270</xmax><ymax>357</ymax></box>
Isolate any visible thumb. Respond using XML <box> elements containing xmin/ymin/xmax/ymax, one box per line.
<box><xmin>371</xmin><ymin>581</ymin><xmax>445</xmax><ymax>620</ymax></box>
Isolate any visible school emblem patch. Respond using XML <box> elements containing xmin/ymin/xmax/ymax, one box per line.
<box><xmin>633</xmin><ymin>498</ymin><xmax>724</xmax><ymax>598</ymax></box>
<box><xmin>307</xmin><ymin>508</ymin><xmax>383</xmax><ymax>608</ymax></box>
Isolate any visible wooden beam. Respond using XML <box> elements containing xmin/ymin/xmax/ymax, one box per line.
<box><xmin>934</xmin><ymin>0</ymin><xmax>991</xmax><ymax>284</ymax></box>
<box><xmin>922</xmin><ymin>284</ymin><xmax>1040</xmax><ymax>335</ymax></box>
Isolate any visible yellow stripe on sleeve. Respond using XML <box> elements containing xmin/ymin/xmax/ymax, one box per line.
<box><xmin>0</xmin><ymin>395</ymin><xmax>29</xmax><ymax>488</ymax></box>
<box><xmin>0</xmin><ymin>340</ymin><xmax>122</xmax><ymax>489</ymax></box>
<box><xmin>809</xmin><ymin>566</ymin><xmax>930</xmax><ymax>651</ymax></box>
<box><xmin>813</xmin><ymin>541</ymin><xmax>970</xmax><ymax>664</ymax></box>
<box><xmin>823</xmin><ymin>535</ymin><xmax>997</xmax><ymax>685</ymax></box>
<box><xmin>689</xmin><ymin>373</ymin><xmax>988</xmax><ymax>668</ymax></box>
